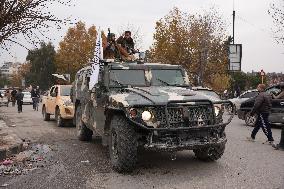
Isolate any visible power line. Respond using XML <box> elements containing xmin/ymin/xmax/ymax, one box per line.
<box><xmin>236</xmin><ymin>15</ymin><xmax>274</xmax><ymax>38</ymax></box>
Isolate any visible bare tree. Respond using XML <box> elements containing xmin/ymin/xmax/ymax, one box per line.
<box><xmin>0</xmin><ymin>0</ymin><xmax>70</xmax><ymax>51</ymax></box>
<box><xmin>269</xmin><ymin>0</ymin><xmax>284</xmax><ymax>44</ymax></box>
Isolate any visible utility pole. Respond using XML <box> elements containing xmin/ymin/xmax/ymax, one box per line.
<box><xmin>233</xmin><ymin>10</ymin><xmax>235</xmax><ymax>44</ymax></box>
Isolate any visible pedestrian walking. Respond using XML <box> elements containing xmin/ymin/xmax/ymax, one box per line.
<box><xmin>15</xmin><ymin>89</ymin><xmax>24</xmax><ymax>113</ymax></box>
<box><xmin>272</xmin><ymin>128</ymin><xmax>284</xmax><ymax>150</ymax></box>
<box><xmin>247</xmin><ymin>84</ymin><xmax>274</xmax><ymax>144</ymax></box>
<box><xmin>271</xmin><ymin>83</ymin><xmax>284</xmax><ymax>150</ymax></box>
<box><xmin>31</xmin><ymin>86</ymin><xmax>40</xmax><ymax>111</ymax></box>
<box><xmin>11</xmin><ymin>88</ymin><xmax>17</xmax><ymax>107</ymax></box>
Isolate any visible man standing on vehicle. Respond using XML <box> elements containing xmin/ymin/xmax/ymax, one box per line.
<box><xmin>116</xmin><ymin>31</ymin><xmax>138</xmax><ymax>55</ymax></box>
<box><xmin>248</xmin><ymin>84</ymin><xmax>274</xmax><ymax>144</ymax></box>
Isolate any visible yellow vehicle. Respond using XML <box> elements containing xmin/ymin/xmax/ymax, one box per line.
<box><xmin>42</xmin><ymin>85</ymin><xmax>74</xmax><ymax>127</ymax></box>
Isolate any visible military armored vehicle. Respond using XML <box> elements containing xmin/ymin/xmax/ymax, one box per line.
<box><xmin>72</xmin><ymin>61</ymin><xmax>234</xmax><ymax>172</ymax></box>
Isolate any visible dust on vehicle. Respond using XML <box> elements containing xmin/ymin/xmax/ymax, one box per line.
<box><xmin>72</xmin><ymin>61</ymin><xmax>234</xmax><ymax>173</ymax></box>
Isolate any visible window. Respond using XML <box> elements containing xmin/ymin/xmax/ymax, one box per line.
<box><xmin>49</xmin><ymin>87</ymin><xmax>55</xmax><ymax>96</ymax></box>
<box><xmin>241</xmin><ymin>91</ymin><xmax>258</xmax><ymax>98</ymax></box>
<box><xmin>266</xmin><ymin>87</ymin><xmax>281</xmax><ymax>95</ymax></box>
<box><xmin>109</xmin><ymin>69</ymin><xmax>146</xmax><ymax>87</ymax></box>
<box><xmin>151</xmin><ymin>69</ymin><xmax>185</xmax><ymax>86</ymax></box>
<box><xmin>60</xmin><ymin>86</ymin><xmax>71</xmax><ymax>96</ymax></box>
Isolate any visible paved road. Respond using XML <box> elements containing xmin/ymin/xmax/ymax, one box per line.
<box><xmin>0</xmin><ymin>104</ymin><xmax>283</xmax><ymax>189</ymax></box>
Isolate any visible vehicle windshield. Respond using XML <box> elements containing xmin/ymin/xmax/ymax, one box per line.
<box><xmin>60</xmin><ymin>86</ymin><xmax>71</xmax><ymax>96</ymax></box>
<box><xmin>23</xmin><ymin>92</ymin><xmax>31</xmax><ymax>96</ymax></box>
<box><xmin>151</xmin><ymin>69</ymin><xmax>185</xmax><ymax>86</ymax></box>
<box><xmin>109</xmin><ymin>69</ymin><xmax>146</xmax><ymax>87</ymax></box>
<box><xmin>198</xmin><ymin>90</ymin><xmax>220</xmax><ymax>99</ymax></box>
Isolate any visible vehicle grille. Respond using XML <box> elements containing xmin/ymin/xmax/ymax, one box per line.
<box><xmin>154</xmin><ymin>105</ymin><xmax>214</xmax><ymax>128</ymax></box>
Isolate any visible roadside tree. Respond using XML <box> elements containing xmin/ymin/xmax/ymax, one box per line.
<box><xmin>269</xmin><ymin>0</ymin><xmax>284</xmax><ymax>44</ymax></box>
<box><xmin>10</xmin><ymin>62</ymin><xmax>31</xmax><ymax>87</ymax></box>
<box><xmin>55</xmin><ymin>21</ymin><xmax>97</xmax><ymax>80</ymax></box>
<box><xmin>150</xmin><ymin>7</ymin><xmax>230</xmax><ymax>93</ymax></box>
<box><xmin>26</xmin><ymin>42</ymin><xmax>56</xmax><ymax>90</ymax></box>
<box><xmin>0</xmin><ymin>0</ymin><xmax>69</xmax><ymax>51</ymax></box>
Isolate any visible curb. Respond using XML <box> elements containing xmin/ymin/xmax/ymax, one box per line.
<box><xmin>0</xmin><ymin>119</ymin><xmax>23</xmax><ymax>160</ymax></box>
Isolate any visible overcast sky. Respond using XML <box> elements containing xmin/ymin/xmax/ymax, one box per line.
<box><xmin>0</xmin><ymin>0</ymin><xmax>283</xmax><ymax>73</ymax></box>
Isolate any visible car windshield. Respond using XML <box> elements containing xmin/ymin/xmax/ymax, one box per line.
<box><xmin>23</xmin><ymin>92</ymin><xmax>31</xmax><ymax>97</ymax></box>
<box><xmin>241</xmin><ymin>91</ymin><xmax>258</xmax><ymax>98</ymax></box>
<box><xmin>198</xmin><ymin>90</ymin><xmax>220</xmax><ymax>99</ymax></box>
<box><xmin>151</xmin><ymin>69</ymin><xmax>185</xmax><ymax>86</ymax></box>
<box><xmin>109</xmin><ymin>69</ymin><xmax>146</xmax><ymax>87</ymax></box>
<box><xmin>60</xmin><ymin>86</ymin><xmax>71</xmax><ymax>96</ymax></box>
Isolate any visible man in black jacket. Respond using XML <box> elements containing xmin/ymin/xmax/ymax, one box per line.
<box><xmin>15</xmin><ymin>88</ymin><xmax>24</xmax><ymax>113</ymax></box>
<box><xmin>116</xmin><ymin>31</ymin><xmax>137</xmax><ymax>55</ymax></box>
<box><xmin>248</xmin><ymin>84</ymin><xmax>274</xmax><ymax>143</ymax></box>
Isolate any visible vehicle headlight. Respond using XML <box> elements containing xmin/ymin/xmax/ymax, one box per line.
<box><xmin>142</xmin><ymin>111</ymin><xmax>153</xmax><ymax>121</ymax></box>
<box><xmin>214</xmin><ymin>106</ymin><xmax>221</xmax><ymax>116</ymax></box>
<box><xmin>63</xmin><ymin>100</ymin><xmax>73</xmax><ymax>106</ymax></box>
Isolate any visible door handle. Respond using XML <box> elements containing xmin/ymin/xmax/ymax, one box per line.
<box><xmin>280</xmin><ymin>102</ymin><xmax>284</xmax><ymax>106</ymax></box>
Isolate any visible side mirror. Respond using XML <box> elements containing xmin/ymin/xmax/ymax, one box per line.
<box><xmin>51</xmin><ymin>92</ymin><xmax>56</xmax><ymax>97</ymax></box>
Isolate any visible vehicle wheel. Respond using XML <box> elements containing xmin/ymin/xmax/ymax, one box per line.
<box><xmin>55</xmin><ymin>108</ymin><xmax>64</xmax><ymax>127</ymax></box>
<box><xmin>193</xmin><ymin>144</ymin><xmax>225</xmax><ymax>161</ymax></box>
<box><xmin>109</xmin><ymin>115</ymin><xmax>138</xmax><ymax>173</ymax></box>
<box><xmin>76</xmin><ymin>105</ymin><xmax>93</xmax><ymax>141</ymax></box>
<box><xmin>245</xmin><ymin>113</ymin><xmax>257</xmax><ymax>127</ymax></box>
<box><xmin>6</xmin><ymin>103</ymin><xmax>8</xmax><ymax>107</ymax></box>
<box><xmin>42</xmin><ymin>106</ymin><xmax>50</xmax><ymax>121</ymax></box>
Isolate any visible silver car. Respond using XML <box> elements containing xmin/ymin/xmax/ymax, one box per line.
<box><xmin>229</xmin><ymin>90</ymin><xmax>258</xmax><ymax>111</ymax></box>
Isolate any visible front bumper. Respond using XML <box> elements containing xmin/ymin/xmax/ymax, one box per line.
<box><xmin>144</xmin><ymin>136</ymin><xmax>227</xmax><ymax>152</ymax></box>
<box><xmin>59</xmin><ymin>106</ymin><xmax>74</xmax><ymax>119</ymax></box>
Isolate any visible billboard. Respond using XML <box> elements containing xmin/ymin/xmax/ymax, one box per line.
<box><xmin>229</xmin><ymin>44</ymin><xmax>242</xmax><ymax>71</ymax></box>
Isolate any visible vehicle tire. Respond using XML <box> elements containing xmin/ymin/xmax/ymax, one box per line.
<box><xmin>55</xmin><ymin>108</ymin><xmax>64</xmax><ymax>127</ymax></box>
<box><xmin>245</xmin><ymin>113</ymin><xmax>257</xmax><ymax>127</ymax></box>
<box><xmin>42</xmin><ymin>106</ymin><xmax>50</xmax><ymax>121</ymax></box>
<box><xmin>109</xmin><ymin>115</ymin><xmax>138</xmax><ymax>173</ymax></box>
<box><xmin>76</xmin><ymin>104</ymin><xmax>93</xmax><ymax>141</ymax></box>
<box><xmin>193</xmin><ymin>144</ymin><xmax>225</xmax><ymax>161</ymax></box>
<box><xmin>6</xmin><ymin>103</ymin><xmax>8</xmax><ymax>107</ymax></box>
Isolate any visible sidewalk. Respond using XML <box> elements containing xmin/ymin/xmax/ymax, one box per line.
<box><xmin>0</xmin><ymin>117</ymin><xmax>23</xmax><ymax>160</ymax></box>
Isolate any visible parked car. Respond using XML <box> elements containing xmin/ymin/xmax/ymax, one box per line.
<box><xmin>238</xmin><ymin>83</ymin><xmax>284</xmax><ymax>126</ymax></box>
<box><xmin>42</xmin><ymin>85</ymin><xmax>74</xmax><ymax>127</ymax></box>
<box><xmin>22</xmin><ymin>91</ymin><xmax>33</xmax><ymax>104</ymax></box>
<box><xmin>0</xmin><ymin>89</ymin><xmax>9</xmax><ymax>107</ymax></box>
<box><xmin>229</xmin><ymin>89</ymin><xmax>258</xmax><ymax>111</ymax></box>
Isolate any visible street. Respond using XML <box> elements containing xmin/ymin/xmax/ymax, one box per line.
<box><xmin>0</xmin><ymin>104</ymin><xmax>283</xmax><ymax>189</ymax></box>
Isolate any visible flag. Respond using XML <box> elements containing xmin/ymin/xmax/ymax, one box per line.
<box><xmin>89</xmin><ymin>30</ymin><xmax>103</xmax><ymax>90</ymax></box>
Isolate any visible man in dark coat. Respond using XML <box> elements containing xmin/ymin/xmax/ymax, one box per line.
<box><xmin>116</xmin><ymin>31</ymin><xmax>137</xmax><ymax>55</ymax></box>
<box><xmin>11</xmin><ymin>88</ymin><xmax>17</xmax><ymax>107</ymax></box>
<box><xmin>31</xmin><ymin>86</ymin><xmax>40</xmax><ymax>111</ymax></box>
<box><xmin>248</xmin><ymin>84</ymin><xmax>274</xmax><ymax>144</ymax></box>
<box><xmin>15</xmin><ymin>88</ymin><xmax>24</xmax><ymax>113</ymax></box>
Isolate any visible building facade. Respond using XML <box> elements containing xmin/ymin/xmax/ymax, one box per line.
<box><xmin>0</xmin><ymin>62</ymin><xmax>21</xmax><ymax>78</ymax></box>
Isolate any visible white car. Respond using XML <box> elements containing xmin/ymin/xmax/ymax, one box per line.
<box><xmin>23</xmin><ymin>91</ymin><xmax>33</xmax><ymax>104</ymax></box>
<box><xmin>229</xmin><ymin>89</ymin><xmax>258</xmax><ymax>111</ymax></box>
<box><xmin>0</xmin><ymin>90</ymin><xmax>9</xmax><ymax>107</ymax></box>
